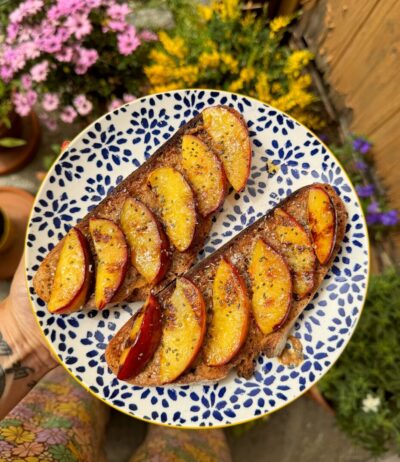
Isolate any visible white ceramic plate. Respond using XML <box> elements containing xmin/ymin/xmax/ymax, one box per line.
<box><xmin>26</xmin><ymin>90</ymin><xmax>369</xmax><ymax>428</ymax></box>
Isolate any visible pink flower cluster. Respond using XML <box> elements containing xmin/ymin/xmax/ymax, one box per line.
<box><xmin>0</xmin><ymin>0</ymin><xmax>152</xmax><ymax>121</ymax></box>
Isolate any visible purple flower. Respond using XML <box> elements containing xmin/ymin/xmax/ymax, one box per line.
<box><xmin>367</xmin><ymin>213</ymin><xmax>381</xmax><ymax>225</ymax></box>
<box><xmin>356</xmin><ymin>184</ymin><xmax>374</xmax><ymax>198</ymax></box>
<box><xmin>353</xmin><ymin>137</ymin><xmax>372</xmax><ymax>154</ymax></box>
<box><xmin>380</xmin><ymin>210</ymin><xmax>398</xmax><ymax>226</ymax></box>
<box><xmin>367</xmin><ymin>200</ymin><xmax>380</xmax><ymax>214</ymax></box>
<box><xmin>354</xmin><ymin>160</ymin><xmax>367</xmax><ymax>171</ymax></box>
<box><xmin>37</xmin><ymin>428</ymin><xmax>69</xmax><ymax>444</ymax></box>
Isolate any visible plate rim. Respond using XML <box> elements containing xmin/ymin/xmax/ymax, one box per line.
<box><xmin>24</xmin><ymin>88</ymin><xmax>370</xmax><ymax>428</ymax></box>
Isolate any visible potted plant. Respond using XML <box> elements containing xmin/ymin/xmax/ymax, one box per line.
<box><xmin>0</xmin><ymin>0</ymin><xmax>157</xmax><ymax>133</ymax></box>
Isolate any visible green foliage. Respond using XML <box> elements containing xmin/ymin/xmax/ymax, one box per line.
<box><xmin>319</xmin><ymin>268</ymin><xmax>400</xmax><ymax>456</ymax></box>
<box><xmin>0</xmin><ymin>137</ymin><xmax>26</xmax><ymax>148</ymax></box>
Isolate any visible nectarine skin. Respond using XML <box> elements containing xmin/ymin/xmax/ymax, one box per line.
<box><xmin>117</xmin><ymin>295</ymin><xmax>162</xmax><ymax>380</ymax></box>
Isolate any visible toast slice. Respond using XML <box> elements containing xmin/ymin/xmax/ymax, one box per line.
<box><xmin>105</xmin><ymin>183</ymin><xmax>347</xmax><ymax>385</ymax></box>
<box><xmin>33</xmin><ymin>106</ymin><xmax>249</xmax><ymax>310</ymax></box>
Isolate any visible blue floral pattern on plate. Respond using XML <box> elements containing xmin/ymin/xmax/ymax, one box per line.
<box><xmin>26</xmin><ymin>90</ymin><xmax>369</xmax><ymax>428</ymax></box>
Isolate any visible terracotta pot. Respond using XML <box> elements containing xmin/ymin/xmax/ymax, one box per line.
<box><xmin>0</xmin><ymin>207</ymin><xmax>14</xmax><ymax>253</ymax></box>
<box><xmin>0</xmin><ymin>110</ymin><xmax>22</xmax><ymax>140</ymax></box>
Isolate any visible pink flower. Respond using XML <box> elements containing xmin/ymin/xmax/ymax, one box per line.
<box><xmin>0</xmin><ymin>66</ymin><xmax>13</xmax><ymax>82</ymax></box>
<box><xmin>22</xmin><ymin>41</ymin><xmax>40</xmax><ymax>60</ymax></box>
<box><xmin>107</xmin><ymin>3</ymin><xmax>130</xmax><ymax>21</ymax></box>
<box><xmin>44</xmin><ymin>117</ymin><xmax>58</xmax><ymax>131</ymax></box>
<box><xmin>26</xmin><ymin>89</ymin><xmax>38</xmax><ymax>106</ymax></box>
<box><xmin>65</xmin><ymin>14</ymin><xmax>92</xmax><ymax>39</ymax></box>
<box><xmin>55</xmin><ymin>47</ymin><xmax>74</xmax><ymax>62</ymax></box>
<box><xmin>123</xmin><ymin>93</ymin><xmax>136</xmax><ymax>103</ymax></box>
<box><xmin>21</xmin><ymin>73</ymin><xmax>32</xmax><ymax>89</ymax></box>
<box><xmin>139</xmin><ymin>30</ymin><xmax>158</xmax><ymax>41</ymax></box>
<box><xmin>106</xmin><ymin>19</ymin><xmax>126</xmax><ymax>32</ymax></box>
<box><xmin>38</xmin><ymin>34</ymin><xmax>63</xmax><ymax>53</ymax></box>
<box><xmin>42</xmin><ymin>93</ymin><xmax>59</xmax><ymax>111</ymax></box>
<box><xmin>9</xmin><ymin>0</ymin><xmax>44</xmax><ymax>24</ymax></box>
<box><xmin>13</xmin><ymin>92</ymin><xmax>32</xmax><ymax>116</ymax></box>
<box><xmin>0</xmin><ymin>440</ymin><xmax>13</xmax><ymax>457</ymax></box>
<box><xmin>6</xmin><ymin>23</ymin><xmax>19</xmax><ymax>41</ymax></box>
<box><xmin>60</xmin><ymin>105</ymin><xmax>77</xmax><ymax>123</ymax></box>
<box><xmin>108</xmin><ymin>98</ymin><xmax>123</xmax><ymax>111</ymax></box>
<box><xmin>74</xmin><ymin>47</ymin><xmax>98</xmax><ymax>74</ymax></box>
<box><xmin>117</xmin><ymin>25</ymin><xmax>140</xmax><ymax>56</ymax></box>
<box><xmin>30</xmin><ymin>60</ymin><xmax>49</xmax><ymax>82</ymax></box>
<box><xmin>36</xmin><ymin>428</ymin><xmax>69</xmax><ymax>444</ymax></box>
<box><xmin>73</xmin><ymin>94</ymin><xmax>93</xmax><ymax>116</ymax></box>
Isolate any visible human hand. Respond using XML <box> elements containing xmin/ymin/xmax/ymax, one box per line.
<box><xmin>0</xmin><ymin>256</ymin><xmax>57</xmax><ymax>418</ymax></box>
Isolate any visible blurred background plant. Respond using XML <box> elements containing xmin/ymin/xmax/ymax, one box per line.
<box><xmin>319</xmin><ymin>268</ymin><xmax>400</xmax><ymax>456</ymax></box>
<box><xmin>145</xmin><ymin>0</ymin><xmax>323</xmax><ymax>129</ymax></box>
<box><xmin>330</xmin><ymin>136</ymin><xmax>398</xmax><ymax>241</ymax></box>
<box><xmin>0</xmin><ymin>0</ymin><xmax>157</xmax><ymax>131</ymax></box>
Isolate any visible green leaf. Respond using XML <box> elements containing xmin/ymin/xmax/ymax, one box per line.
<box><xmin>0</xmin><ymin>418</ymin><xmax>21</xmax><ymax>427</ymax></box>
<box><xmin>0</xmin><ymin>137</ymin><xmax>26</xmax><ymax>148</ymax></box>
<box><xmin>42</xmin><ymin>415</ymin><xmax>72</xmax><ymax>429</ymax></box>
<box><xmin>48</xmin><ymin>444</ymin><xmax>78</xmax><ymax>462</ymax></box>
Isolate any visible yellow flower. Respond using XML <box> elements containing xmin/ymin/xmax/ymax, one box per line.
<box><xmin>198</xmin><ymin>4</ymin><xmax>213</xmax><ymax>21</ymax></box>
<box><xmin>228</xmin><ymin>78</ymin><xmax>244</xmax><ymax>92</ymax></box>
<box><xmin>255</xmin><ymin>72</ymin><xmax>270</xmax><ymax>101</ymax></box>
<box><xmin>271</xmin><ymin>81</ymin><xmax>282</xmax><ymax>94</ymax></box>
<box><xmin>284</xmin><ymin>50</ymin><xmax>314</xmax><ymax>77</ymax></box>
<box><xmin>210</xmin><ymin>0</ymin><xmax>240</xmax><ymax>20</ymax></box>
<box><xmin>239</xmin><ymin>67</ymin><xmax>255</xmax><ymax>82</ymax></box>
<box><xmin>1</xmin><ymin>426</ymin><xmax>35</xmax><ymax>444</ymax></box>
<box><xmin>198</xmin><ymin>50</ymin><xmax>220</xmax><ymax>68</ymax></box>
<box><xmin>270</xmin><ymin>15</ymin><xmax>292</xmax><ymax>33</ymax></box>
<box><xmin>174</xmin><ymin>65</ymin><xmax>199</xmax><ymax>85</ymax></box>
<box><xmin>220</xmin><ymin>53</ymin><xmax>238</xmax><ymax>72</ymax></box>
<box><xmin>158</xmin><ymin>31</ymin><xmax>187</xmax><ymax>59</ymax></box>
<box><xmin>149</xmin><ymin>49</ymin><xmax>174</xmax><ymax>67</ymax></box>
<box><xmin>145</xmin><ymin>64</ymin><xmax>173</xmax><ymax>85</ymax></box>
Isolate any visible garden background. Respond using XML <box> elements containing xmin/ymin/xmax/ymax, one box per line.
<box><xmin>0</xmin><ymin>0</ymin><xmax>399</xmax><ymax>460</ymax></box>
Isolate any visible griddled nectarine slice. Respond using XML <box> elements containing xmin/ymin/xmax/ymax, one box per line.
<box><xmin>117</xmin><ymin>294</ymin><xmax>162</xmax><ymax>380</ymax></box>
<box><xmin>159</xmin><ymin>277</ymin><xmax>206</xmax><ymax>383</ymax></box>
<box><xmin>147</xmin><ymin>167</ymin><xmax>196</xmax><ymax>252</ymax></box>
<box><xmin>248</xmin><ymin>239</ymin><xmax>292</xmax><ymax>334</ymax></box>
<box><xmin>89</xmin><ymin>218</ymin><xmax>128</xmax><ymax>310</ymax></box>
<box><xmin>48</xmin><ymin>228</ymin><xmax>91</xmax><ymax>314</ymax></box>
<box><xmin>273</xmin><ymin>209</ymin><xmax>316</xmax><ymax>299</ymax></box>
<box><xmin>307</xmin><ymin>186</ymin><xmax>337</xmax><ymax>265</ymax></box>
<box><xmin>120</xmin><ymin>197</ymin><xmax>170</xmax><ymax>285</ymax></box>
<box><xmin>202</xmin><ymin>106</ymin><xmax>251</xmax><ymax>192</ymax></box>
<box><xmin>204</xmin><ymin>257</ymin><xmax>249</xmax><ymax>366</ymax></box>
<box><xmin>181</xmin><ymin>134</ymin><xmax>226</xmax><ymax>217</ymax></box>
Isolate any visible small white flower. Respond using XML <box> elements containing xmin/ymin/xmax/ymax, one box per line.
<box><xmin>362</xmin><ymin>393</ymin><xmax>380</xmax><ymax>413</ymax></box>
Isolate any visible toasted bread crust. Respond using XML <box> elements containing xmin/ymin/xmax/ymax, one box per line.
<box><xmin>33</xmin><ymin>106</ymin><xmax>246</xmax><ymax>308</ymax></box>
<box><xmin>105</xmin><ymin>184</ymin><xmax>347</xmax><ymax>385</ymax></box>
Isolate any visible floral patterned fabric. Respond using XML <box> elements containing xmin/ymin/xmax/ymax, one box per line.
<box><xmin>130</xmin><ymin>425</ymin><xmax>232</xmax><ymax>462</ymax></box>
<box><xmin>0</xmin><ymin>366</ymin><xmax>231</xmax><ymax>462</ymax></box>
<box><xmin>0</xmin><ymin>367</ymin><xmax>108</xmax><ymax>462</ymax></box>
